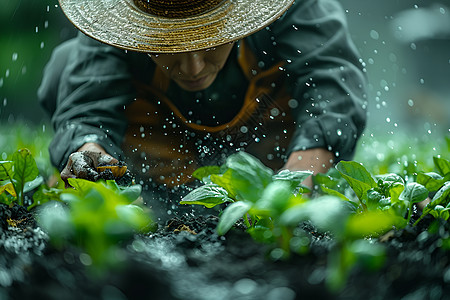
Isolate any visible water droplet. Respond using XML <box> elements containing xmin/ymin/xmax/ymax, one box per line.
<box><xmin>288</xmin><ymin>99</ymin><xmax>298</xmax><ymax>108</ymax></box>
<box><xmin>407</xmin><ymin>99</ymin><xmax>414</xmax><ymax>106</ymax></box>
<box><xmin>336</xmin><ymin>129</ymin><xmax>342</xmax><ymax>136</ymax></box>
<box><xmin>370</xmin><ymin>30</ymin><xmax>379</xmax><ymax>40</ymax></box>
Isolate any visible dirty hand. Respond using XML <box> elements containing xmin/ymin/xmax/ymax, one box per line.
<box><xmin>61</xmin><ymin>150</ymin><xmax>118</xmax><ymax>188</ymax></box>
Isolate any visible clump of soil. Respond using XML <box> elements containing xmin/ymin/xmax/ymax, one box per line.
<box><xmin>0</xmin><ymin>203</ymin><xmax>36</xmax><ymax>231</ymax></box>
<box><xmin>97</xmin><ymin>161</ymin><xmax>134</xmax><ymax>186</ymax></box>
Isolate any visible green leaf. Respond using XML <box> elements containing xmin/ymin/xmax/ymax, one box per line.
<box><xmin>366</xmin><ymin>188</ymin><xmax>384</xmax><ymax>211</ymax></box>
<box><xmin>319</xmin><ymin>185</ymin><xmax>351</xmax><ymax>202</ymax></box>
<box><xmin>389</xmin><ymin>183</ymin><xmax>405</xmax><ymax>204</ymax></box>
<box><xmin>210</xmin><ymin>169</ymin><xmax>238</xmax><ymax>199</ymax></box>
<box><xmin>12</xmin><ymin>149</ymin><xmax>39</xmax><ymax>205</ymax></box>
<box><xmin>180</xmin><ymin>184</ymin><xmax>234</xmax><ymax>208</ymax></box>
<box><xmin>0</xmin><ymin>161</ymin><xmax>14</xmax><ymax>181</ymax></box>
<box><xmin>376</xmin><ymin>173</ymin><xmax>405</xmax><ymax>197</ymax></box>
<box><xmin>225</xmin><ymin>152</ymin><xmax>273</xmax><ymax>201</ymax></box>
<box><xmin>430</xmin><ymin>181</ymin><xmax>450</xmax><ymax>207</ymax></box>
<box><xmin>192</xmin><ymin>166</ymin><xmax>221</xmax><ymax>181</ymax></box>
<box><xmin>336</xmin><ymin>161</ymin><xmax>377</xmax><ymax>201</ymax></box>
<box><xmin>399</xmin><ymin>182</ymin><xmax>428</xmax><ymax>204</ymax></box>
<box><xmin>273</xmin><ymin>169</ymin><xmax>312</xmax><ymax>189</ymax></box>
<box><xmin>434</xmin><ymin>156</ymin><xmax>450</xmax><ymax>176</ymax></box>
<box><xmin>23</xmin><ymin>176</ymin><xmax>44</xmax><ymax>193</ymax></box>
<box><xmin>0</xmin><ymin>182</ymin><xmax>16</xmax><ymax>197</ymax></box>
<box><xmin>29</xmin><ymin>186</ymin><xmax>63</xmax><ymax>210</ymax></box>
<box><xmin>67</xmin><ymin>178</ymin><xmax>98</xmax><ymax>192</ymax></box>
<box><xmin>119</xmin><ymin>184</ymin><xmax>142</xmax><ymax>202</ymax></box>
<box><xmin>115</xmin><ymin>204</ymin><xmax>153</xmax><ymax>232</ymax></box>
<box><xmin>345</xmin><ymin>211</ymin><xmax>406</xmax><ymax>239</ymax></box>
<box><xmin>280</xmin><ymin>196</ymin><xmax>351</xmax><ymax>237</ymax></box>
<box><xmin>417</xmin><ymin>172</ymin><xmax>446</xmax><ymax>193</ymax></box>
<box><xmin>217</xmin><ymin>201</ymin><xmax>251</xmax><ymax>235</ymax></box>
<box><xmin>255</xmin><ymin>181</ymin><xmax>293</xmax><ymax>214</ymax></box>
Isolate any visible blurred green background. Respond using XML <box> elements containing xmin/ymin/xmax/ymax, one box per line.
<box><xmin>0</xmin><ymin>0</ymin><xmax>449</xmax><ymax>152</ymax></box>
<box><xmin>0</xmin><ymin>0</ymin><xmax>76</xmax><ymax>124</ymax></box>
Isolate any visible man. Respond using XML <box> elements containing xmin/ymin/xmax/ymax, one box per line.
<box><xmin>39</xmin><ymin>0</ymin><xmax>367</xmax><ymax>216</ymax></box>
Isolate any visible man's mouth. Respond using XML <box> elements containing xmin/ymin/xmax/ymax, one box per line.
<box><xmin>178</xmin><ymin>75</ymin><xmax>210</xmax><ymax>90</ymax></box>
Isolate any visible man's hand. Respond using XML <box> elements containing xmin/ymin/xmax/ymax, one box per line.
<box><xmin>61</xmin><ymin>143</ymin><xmax>118</xmax><ymax>188</ymax></box>
<box><xmin>282</xmin><ymin>148</ymin><xmax>335</xmax><ymax>189</ymax></box>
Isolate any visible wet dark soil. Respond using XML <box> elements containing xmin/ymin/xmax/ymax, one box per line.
<box><xmin>1</xmin><ymin>203</ymin><xmax>450</xmax><ymax>300</ymax></box>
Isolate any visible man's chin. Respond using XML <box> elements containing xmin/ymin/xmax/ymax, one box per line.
<box><xmin>175</xmin><ymin>74</ymin><xmax>216</xmax><ymax>91</ymax></box>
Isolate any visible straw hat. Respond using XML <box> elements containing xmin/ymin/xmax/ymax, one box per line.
<box><xmin>58</xmin><ymin>0</ymin><xmax>294</xmax><ymax>53</ymax></box>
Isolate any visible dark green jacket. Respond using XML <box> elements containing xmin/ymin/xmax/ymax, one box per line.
<box><xmin>38</xmin><ymin>0</ymin><xmax>367</xmax><ymax>171</ymax></box>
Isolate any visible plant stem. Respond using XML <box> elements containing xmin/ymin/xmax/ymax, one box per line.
<box><xmin>1</xmin><ymin>164</ymin><xmax>18</xmax><ymax>204</ymax></box>
<box><xmin>243</xmin><ymin>213</ymin><xmax>252</xmax><ymax>228</ymax></box>
<box><xmin>413</xmin><ymin>213</ymin><xmax>426</xmax><ymax>227</ymax></box>
<box><xmin>406</xmin><ymin>203</ymin><xmax>413</xmax><ymax>225</ymax></box>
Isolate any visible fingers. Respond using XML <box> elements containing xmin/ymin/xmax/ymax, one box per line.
<box><xmin>60</xmin><ymin>153</ymin><xmax>77</xmax><ymax>188</ymax></box>
<box><xmin>60</xmin><ymin>150</ymin><xmax>121</xmax><ymax>188</ymax></box>
<box><xmin>98</xmin><ymin>154</ymin><xmax>119</xmax><ymax>166</ymax></box>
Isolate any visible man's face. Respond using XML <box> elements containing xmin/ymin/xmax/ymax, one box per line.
<box><xmin>149</xmin><ymin>42</ymin><xmax>234</xmax><ymax>92</ymax></box>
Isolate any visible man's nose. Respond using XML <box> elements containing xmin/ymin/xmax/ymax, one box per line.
<box><xmin>179</xmin><ymin>52</ymin><xmax>205</xmax><ymax>78</ymax></box>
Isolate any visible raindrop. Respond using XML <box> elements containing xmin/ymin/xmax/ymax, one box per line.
<box><xmin>336</xmin><ymin>129</ymin><xmax>342</xmax><ymax>136</ymax></box>
<box><xmin>12</xmin><ymin>53</ymin><xmax>18</xmax><ymax>61</ymax></box>
<box><xmin>370</xmin><ymin>30</ymin><xmax>379</xmax><ymax>40</ymax></box>
<box><xmin>386</xmin><ymin>117</ymin><xmax>391</xmax><ymax>123</ymax></box>
<box><xmin>79</xmin><ymin>253</ymin><xmax>92</xmax><ymax>266</ymax></box>
<box><xmin>408</xmin><ymin>99</ymin><xmax>414</xmax><ymax>106</ymax></box>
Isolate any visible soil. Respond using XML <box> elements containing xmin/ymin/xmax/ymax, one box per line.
<box><xmin>1</xmin><ymin>202</ymin><xmax>450</xmax><ymax>300</ymax></box>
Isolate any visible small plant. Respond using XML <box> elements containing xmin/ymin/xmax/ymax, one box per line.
<box><xmin>180</xmin><ymin>152</ymin><xmax>312</xmax><ymax>251</ymax></box>
<box><xmin>414</xmin><ymin>156</ymin><xmax>450</xmax><ymax>224</ymax></box>
<box><xmin>318</xmin><ymin>160</ymin><xmax>429</xmax><ymax>225</ymax></box>
<box><xmin>0</xmin><ymin>148</ymin><xmax>42</xmax><ymax>207</ymax></box>
<box><xmin>38</xmin><ymin>178</ymin><xmax>155</xmax><ymax>273</ymax></box>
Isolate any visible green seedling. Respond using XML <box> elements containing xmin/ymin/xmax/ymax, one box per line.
<box><xmin>280</xmin><ymin>195</ymin><xmax>405</xmax><ymax>291</ymax></box>
<box><xmin>38</xmin><ymin>178</ymin><xmax>155</xmax><ymax>274</ymax></box>
<box><xmin>181</xmin><ymin>151</ymin><xmax>312</xmax><ymax>254</ymax></box>
<box><xmin>414</xmin><ymin>156</ymin><xmax>450</xmax><ymax>225</ymax></box>
<box><xmin>0</xmin><ymin>148</ymin><xmax>41</xmax><ymax>207</ymax></box>
<box><xmin>318</xmin><ymin>161</ymin><xmax>429</xmax><ymax>226</ymax></box>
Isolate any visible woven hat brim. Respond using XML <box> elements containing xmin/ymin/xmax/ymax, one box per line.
<box><xmin>58</xmin><ymin>0</ymin><xmax>294</xmax><ymax>53</ymax></box>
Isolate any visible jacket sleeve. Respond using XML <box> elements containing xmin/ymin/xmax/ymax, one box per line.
<box><xmin>254</xmin><ymin>0</ymin><xmax>368</xmax><ymax>161</ymax></box>
<box><xmin>38</xmin><ymin>33</ymin><xmax>137</xmax><ymax>170</ymax></box>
